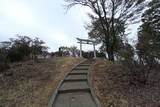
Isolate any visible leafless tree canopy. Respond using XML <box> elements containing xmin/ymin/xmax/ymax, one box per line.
<box><xmin>65</xmin><ymin>0</ymin><xmax>147</xmax><ymax>24</ymax></box>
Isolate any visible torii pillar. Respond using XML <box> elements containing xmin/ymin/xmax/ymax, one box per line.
<box><xmin>93</xmin><ymin>42</ymin><xmax>96</xmax><ymax>58</ymax></box>
<box><xmin>80</xmin><ymin>40</ymin><xmax>82</xmax><ymax>57</ymax></box>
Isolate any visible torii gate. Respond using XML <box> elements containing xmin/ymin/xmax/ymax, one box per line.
<box><xmin>77</xmin><ymin>38</ymin><xmax>97</xmax><ymax>58</ymax></box>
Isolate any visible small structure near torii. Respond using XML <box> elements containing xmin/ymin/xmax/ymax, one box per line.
<box><xmin>76</xmin><ymin>38</ymin><xmax>97</xmax><ymax>58</ymax></box>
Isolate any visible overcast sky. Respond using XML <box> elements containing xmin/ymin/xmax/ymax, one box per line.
<box><xmin>0</xmin><ymin>0</ymin><xmax>142</xmax><ymax>52</ymax></box>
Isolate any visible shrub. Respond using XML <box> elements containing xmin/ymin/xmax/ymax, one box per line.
<box><xmin>0</xmin><ymin>48</ymin><xmax>9</xmax><ymax>72</ymax></box>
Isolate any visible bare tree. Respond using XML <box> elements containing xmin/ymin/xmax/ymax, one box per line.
<box><xmin>69</xmin><ymin>46</ymin><xmax>79</xmax><ymax>57</ymax></box>
<box><xmin>65</xmin><ymin>0</ymin><xmax>148</xmax><ymax>61</ymax></box>
<box><xmin>31</xmin><ymin>37</ymin><xmax>48</xmax><ymax>61</ymax></box>
<box><xmin>59</xmin><ymin>46</ymin><xmax>70</xmax><ymax>56</ymax></box>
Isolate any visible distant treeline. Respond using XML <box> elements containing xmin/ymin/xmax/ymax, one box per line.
<box><xmin>0</xmin><ymin>35</ymin><xmax>48</xmax><ymax>72</ymax></box>
<box><xmin>51</xmin><ymin>46</ymin><xmax>106</xmax><ymax>58</ymax></box>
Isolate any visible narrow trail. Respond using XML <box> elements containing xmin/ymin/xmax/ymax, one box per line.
<box><xmin>48</xmin><ymin>60</ymin><xmax>101</xmax><ymax>107</ymax></box>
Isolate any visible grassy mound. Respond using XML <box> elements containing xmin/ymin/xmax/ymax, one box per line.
<box><xmin>0</xmin><ymin>57</ymin><xmax>84</xmax><ymax>107</ymax></box>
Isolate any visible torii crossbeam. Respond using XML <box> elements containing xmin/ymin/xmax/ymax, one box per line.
<box><xmin>76</xmin><ymin>38</ymin><xmax>97</xmax><ymax>58</ymax></box>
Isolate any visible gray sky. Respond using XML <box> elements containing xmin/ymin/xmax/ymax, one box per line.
<box><xmin>0</xmin><ymin>0</ymin><xmax>142</xmax><ymax>52</ymax></box>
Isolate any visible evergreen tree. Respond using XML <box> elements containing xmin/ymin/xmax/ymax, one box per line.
<box><xmin>137</xmin><ymin>0</ymin><xmax>160</xmax><ymax>64</ymax></box>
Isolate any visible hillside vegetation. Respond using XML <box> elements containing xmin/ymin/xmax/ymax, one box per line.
<box><xmin>0</xmin><ymin>57</ymin><xmax>84</xmax><ymax>107</ymax></box>
<box><xmin>92</xmin><ymin>58</ymin><xmax>160</xmax><ymax>107</ymax></box>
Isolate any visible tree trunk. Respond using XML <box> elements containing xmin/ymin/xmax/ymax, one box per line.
<box><xmin>106</xmin><ymin>44</ymin><xmax>114</xmax><ymax>61</ymax></box>
<box><xmin>110</xmin><ymin>46</ymin><xmax>114</xmax><ymax>61</ymax></box>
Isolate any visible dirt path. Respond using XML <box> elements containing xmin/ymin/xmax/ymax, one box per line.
<box><xmin>48</xmin><ymin>60</ymin><xmax>101</xmax><ymax>107</ymax></box>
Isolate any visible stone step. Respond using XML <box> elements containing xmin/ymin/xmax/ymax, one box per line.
<box><xmin>58</xmin><ymin>88</ymin><xmax>89</xmax><ymax>93</ymax></box>
<box><xmin>82</xmin><ymin>61</ymin><xmax>92</xmax><ymax>64</ymax></box>
<box><xmin>65</xmin><ymin>74</ymin><xmax>87</xmax><ymax>81</ymax></box>
<box><xmin>82</xmin><ymin>63</ymin><xmax>91</xmax><ymax>65</ymax></box>
<box><xmin>59</xmin><ymin>81</ymin><xmax>89</xmax><ymax>92</ymax></box>
<box><xmin>74</xmin><ymin>67</ymin><xmax>89</xmax><ymax>70</ymax></box>
<box><xmin>53</xmin><ymin>91</ymin><xmax>97</xmax><ymax>107</ymax></box>
<box><xmin>71</xmin><ymin>70</ymin><xmax>88</xmax><ymax>73</ymax></box>
<box><xmin>69</xmin><ymin>71</ymin><xmax>88</xmax><ymax>75</ymax></box>
<box><xmin>69</xmin><ymin>72</ymin><xmax>87</xmax><ymax>75</ymax></box>
<box><xmin>64</xmin><ymin>79</ymin><xmax>87</xmax><ymax>82</ymax></box>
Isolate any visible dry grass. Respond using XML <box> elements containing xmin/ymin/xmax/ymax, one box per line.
<box><xmin>91</xmin><ymin>58</ymin><xmax>160</xmax><ymax>107</ymax></box>
<box><xmin>0</xmin><ymin>57</ymin><xmax>85</xmax><ymax>107</ymax></box>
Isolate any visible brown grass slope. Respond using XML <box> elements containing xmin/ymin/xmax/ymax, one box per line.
<box><xmin>0</xmin><ymin>57</ymin><xmax>84</xmax><ymax>107</ymax></box>
<box><xmin>91</xmin><ymin>58</ymin><xmax>160</xmax><ymax>107</ymax></box>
